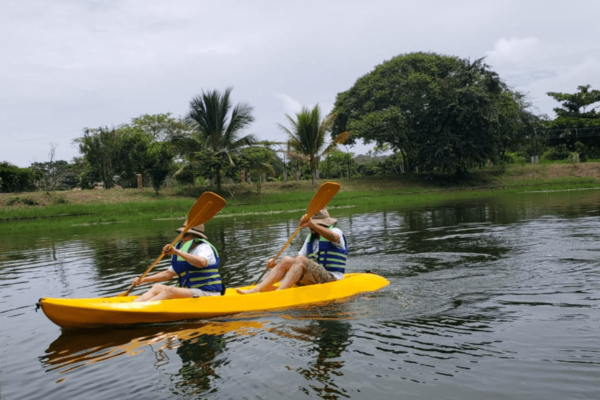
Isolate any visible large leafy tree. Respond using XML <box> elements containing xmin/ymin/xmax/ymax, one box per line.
<box><xmin>130</xmin><ymin>113</ymin><xmax>189</xmax><ymax>142</ymax></box>
<box><xmin>331</xmin><ymin>52</ymin><xmax>530</xmax><ymax>177</ymax></box>
<box><xmin>545</xmin><ymin>85</ymin><xmax>600</xmax><ymax>154</ymax></box>
<box><xmin>116</xmin><ymin>113</ymin><xmax>186</xmax><ymax>187</ymax></box>
<box><xmin>30</xmin><ymin>160</ymin><xmax>73</xmax><ymax>192</ymax></box>
<box><xmin>146</xmin><ymin>141</ymin><xmax>175</xmax><ymax>195</ymax></box>
<box><xmin>279</xmin><ymin>105</ymin><xmax>346</xmax><ymax>185</ymax></box>
<box><xmin>547</xmin><ymin>85</ymin><xmax>600</xmax><ymax>128</ymax></box>
<box><xmin>0</xmin><ymin>162</ymin><xmax>34</xmax><ymax>193</ymax></box>
<box><xmin>494</xmin><ymin>91</ymin><xmax>546</xmax><ymax>162</ymax></box>
<box><xmin>323</xmin><ymin>147</ymin><xmax>356</xmax><ymax>179</ymax></box>
<box><xmin>74</xmin><ymin>127</ymin><xmax>120</xmax><ymax>188</ymax></box>
<box><xmin>29</xmin><ymin>143</ymin><xmax>75</xmax><ymax>193</ymax></box>
<box><xmin>75</xmin><ymin>114</ymin><xmax>180</xmax><ymax>190</ymax></box>
<box><xmin>75</xmin><ymin>126</ymin><xmax>150</xmax><ymax>189</ymax></box>
<box><xmin>185</xmin><ymin>88</ymin><xmax>256</xmax><ymax>192</ymax></box>
<box><xmin>113</xmin><ymin>126</ymin><xmax>153</xmax><ymax>187</ymax></box>
<box><xmin>240</xmin><ymin>147</ymin><xmax>276</xmax><ymax>195</ymax></box>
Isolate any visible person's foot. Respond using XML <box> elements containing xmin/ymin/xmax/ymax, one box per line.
<box><xmin>236</xmin><ymin>287</ymin><xmax>259</xmax><ymax>295</ymax></box>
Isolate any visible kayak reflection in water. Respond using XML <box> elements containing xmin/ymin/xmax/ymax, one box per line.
<box><xmin>132</xmin><ymin>221</ymin><xmax>224</xmax><ymax>302</ymax></box>
<box><xmin>273</xmin><ymin>319</ymin><xmax>352</xmax><ymax>397</ymax></box>
<box><xmin>237</xmin><ymin>208</ymin><xmax>348</xmax><ymax>294</ymax></box>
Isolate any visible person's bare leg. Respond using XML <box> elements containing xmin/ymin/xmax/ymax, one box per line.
<box><xmin>237</xmin><ymin>257</ymin><xmax>294</xmax><ymax>294</ymax></box>
<box><xmin>133</xmin><ymin>284</ymin><xmax>167</xmax><ymax>302</ymax></box>
<box><xmin>134</xmin><ymin>284</ymin><xmax>192</xmax><ymax>302</ymax></box>
<box><xmin>236</xmin><ymin>264</ymin><xmax>287</xmax><ymax>294</ymax></box>
<box><xmin>276</xmin><ymin>258</ymin><xmax>308</xmax><ymax>290</ymax></box>
<box><xmin>145</xmin><ymin>286</ymin><xmax>193</xmax><ymax>301</ymax></box>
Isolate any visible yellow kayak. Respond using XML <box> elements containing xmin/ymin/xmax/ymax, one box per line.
<box><xmin>39</xmin><ymin>272</ymin><xmax>389</xmax><ymax>329</ymax></box>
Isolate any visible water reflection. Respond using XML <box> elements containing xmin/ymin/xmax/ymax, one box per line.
<box><xmin>294</xmin><ymin>320</ymin><xmax>352</xmax><ymax>399</ymax></box>
<box><xmin>3</xmin><ymin>189</ymin><xmax>600</xmax><ymax>400</ymax></box>
<box><xmin>41</xmin><ymin>320</ymin><xmax>265</xmax><ymax>376</ymax></box>
<box><xmin>40</xmin><ymin>315</ymin><xmax>355</xmax><ymax>399</ymax></box>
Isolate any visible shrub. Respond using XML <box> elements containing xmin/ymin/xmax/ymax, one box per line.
<box><xmin>542</xmin><ymin>145</ymin><xmax>571</xmax><ymax>161</ymax></box>
<box><xmin>503</xmin><ymin>152</ymin><xmax>527</xmax><ymax>165</ymax></box>
<box><xmin>6</xmin><ymin>197</ymin><xmax>39</xmax><ymax>206</ymax></box>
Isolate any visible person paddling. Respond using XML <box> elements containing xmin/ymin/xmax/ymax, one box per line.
<box><xmin>132</xmin><ymin>221</ymin><xmax>223</xmax><ymax>302</ymax></box>
<box><xmin>237</xmin><ymin>208</ymin><xmax>348</xmax><ymax>294</ymax></box>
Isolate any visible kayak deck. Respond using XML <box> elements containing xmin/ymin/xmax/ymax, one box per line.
<box><xmin>39</xmin><ymin>272</ymin><xmax>389</xmax><ymax>329</ymax></box>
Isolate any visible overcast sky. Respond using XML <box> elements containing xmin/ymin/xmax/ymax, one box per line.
<box><xmin>1</xmin><ymin>0</ymin><xmax>599</xmax><ymax>167</ymax></box>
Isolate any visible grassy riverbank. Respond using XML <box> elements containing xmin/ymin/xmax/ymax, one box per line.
<box><xmin>2</xmin><ymin>163</ymin><xmax>600</xmax><ymax>232</ymax></box>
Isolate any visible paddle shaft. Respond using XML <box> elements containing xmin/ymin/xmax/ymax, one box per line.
<box><xmin>253</xmin><ymin>219</ymin><xmax>304</xmax><ymax>284</ymax></box>
<box><xmin>253</xmin><ymin>182</ymin><xmax>340</xmax><ymax>285</ymax></box>
<box><xmin>272</xmin><ymin>223</ymin><xmax>303</xmax><ymax>263</ymax></box>
<box><xmin>119</xmin><ymin>229</ymin><xmax>188</xmax><ymax>296</ymax></box>
<box><xmin>118</xmin><ymin>191</ymin><xmax>226</xmax><ymax>297</ymax></box>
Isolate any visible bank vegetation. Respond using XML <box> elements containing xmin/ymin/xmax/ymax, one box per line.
<box><xmin>2</xmin><ymin>162</ymin><xmax>600</xmax><ymax>233</ymax></box>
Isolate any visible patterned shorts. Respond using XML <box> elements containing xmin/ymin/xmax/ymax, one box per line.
<box><xmin>297</xmin><ymin>259</ymin><xmax>336</xmax><ymax>286</ymax></box>
<box><xmin>190</xmin><ymin>288</ymin><xmax>220</xmax><ymax>298</ymax></box>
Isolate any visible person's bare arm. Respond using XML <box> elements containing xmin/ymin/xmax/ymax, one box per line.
<box><xmin>162</xmin><ymin>243</ymin><xmax>208</xmax><ymax>269</ymax></box>
<box><xmin>299</xmin><ymin>216</ymin><xmax>340</xmax><ymax>244</ymax></box>
<box><xmin>133</xmin><ymin>269</ymin><xmax>177</xmax><ymax>286</ymax></box>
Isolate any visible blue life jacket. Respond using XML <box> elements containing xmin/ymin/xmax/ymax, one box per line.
<box><xmin>306</xmin><ymin>225</ymin><xmax>348</xmax><ymax>274</ymax></box>
<box><xmin>171</xmin><ymin>238</ymin><xmax>223</xmax><ymax>293</ymax></box>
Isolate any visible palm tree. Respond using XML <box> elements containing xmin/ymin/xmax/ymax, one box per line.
<box><xmin>279</xmin><ymin>105</ymin><xmax>347</xmax><ymax>185</ymax></box>
<box><xmin>185</xmin><ymin>87</ymin><xmax>256</xmax><ymax>192</ymax></box>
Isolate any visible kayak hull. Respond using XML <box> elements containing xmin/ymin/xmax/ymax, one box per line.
<box><xmin>39</xmin><ymin>273</ymin><xmax>389</xmax><ymax>329</ymax></box>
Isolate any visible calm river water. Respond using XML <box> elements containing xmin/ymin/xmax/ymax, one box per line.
<box><xmin>1</xmin><ymin>189</ymin><xmax>599</xmax><ymax>400</ymax></box>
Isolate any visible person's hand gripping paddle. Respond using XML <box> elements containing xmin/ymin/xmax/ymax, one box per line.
<box><xmin>118</xmin><ymin>191</ymin><xmax>226</xmax><ymax>297</ymax></box>
<box><xmin>253</xmin><ymin>182</ymin><xmax>341</xmax><ymax>285</ymax></box>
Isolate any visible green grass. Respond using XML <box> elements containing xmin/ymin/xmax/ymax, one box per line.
<box><xmin>0</xmin><ymin>199</ymin><xmax>192</xmax><ymax>220</ymax></box>
<box><xmin>3</xmin><ymin>162</ymin><xmax>600</xmax><ymax>233</ymax></box>
<box><xmin>3</xmin><ymin>178</ymin><xmax>599</xmax><ymax>234</ymax></box>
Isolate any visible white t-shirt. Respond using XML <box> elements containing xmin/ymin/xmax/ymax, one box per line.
<box><xmin>298</xmin><ymin>227</ymin><xmax>346</xmax><ymax>280</ymax></box>
<box><xmin>168</xmin><ymin>241</ymin><xmax>217</xmax><ymax>273</ymax></box>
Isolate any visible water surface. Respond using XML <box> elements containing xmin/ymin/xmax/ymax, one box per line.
<box><xmin>1</xmin><ymin>190</ymin><xmax>599</xmax><ymax>399</ymax></box>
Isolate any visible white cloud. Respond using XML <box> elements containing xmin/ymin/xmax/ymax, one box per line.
<box><xmin>485</xmin><ymin>37</ymin><xmax>540</xmax><ymax>65</ymax></box>
<box><xmin>186</xmin><ymin>44</ymin><xmax>238</xmax><ymax>56</ymax></box>
<box><xmin>520</xmin><ymin>57</ymin><xmax>600</xmax><ymax>115</ymax></box>
<box><xmin>274</xmin><ymin>93</ymin><xmax>304</xmax><ymax>117</ymax></box>
<box><xmin>1</xmin><ymin>0</ymin><xmax>599</xmax><ymax>166</ymax></box>
<box><xmin>483</xmin><ymin>36</ymin><xmax>600</xmax><ymax>117</ymax></box>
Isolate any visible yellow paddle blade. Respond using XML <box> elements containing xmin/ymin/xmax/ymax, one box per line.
<box><xmin>117</xmin><ymin>191</ymin><xmax>226</xmax><ymax>297</ymax></box>
<box><xmin>186</xmin><ymin>191</ymin><xmax>227</xmax><ymax>228</ymax></box>
<box><xmin>253</xmin><ymin>182</ymin><xmax>341</xmax><ymax>285</ymax></box>
<box><xmin>306</xmin><ymin>182</ymin><xmax>340</xmax><ymax>218</ymax></box>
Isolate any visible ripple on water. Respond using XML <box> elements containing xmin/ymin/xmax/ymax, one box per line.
<box><xmin>3</xmin><ymin>196</ymin><xmax>600</xmax><ymax>399</ymax></box>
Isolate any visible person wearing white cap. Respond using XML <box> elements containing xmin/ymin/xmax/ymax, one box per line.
<box><xmin>237</xmin><ymin>208</ymin><xmax>348</xmax><ymax>294</ymax></box>
<box><xmin>133</xmin><ymin>221</ymin><xmax>223</xmax><ymax>302</ymax></box>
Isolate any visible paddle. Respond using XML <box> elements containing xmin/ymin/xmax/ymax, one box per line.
<box><xmin>253</xmin><ymin>181</ymin><xmax>341</xmax><ymax>285</ymax></box>
<box><xmin>118</xmin><ymin>191</ymin><xmax>226</xmax><ymax>297</ymax></box>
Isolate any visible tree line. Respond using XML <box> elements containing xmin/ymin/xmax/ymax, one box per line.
<box><xmin>2</xmin><ymin>52</ymin><xmax>599</xmax><ymax>194</ymax></box>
